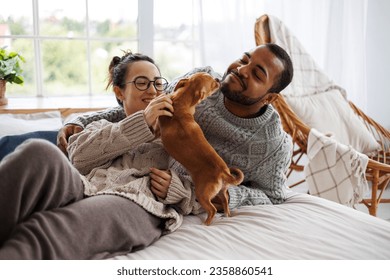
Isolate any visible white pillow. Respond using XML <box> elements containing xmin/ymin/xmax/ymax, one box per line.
<box><xmin>284</xmin><ymin>90</ymin><xmax>380</xmax><ymax>154</ymax></box>
<box><xmin>0</xmin><ymin>111</ymin><xmax>63</xmax><ymax>137</ymax></box>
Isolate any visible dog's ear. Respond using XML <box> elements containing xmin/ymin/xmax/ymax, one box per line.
<box><xmin>174</xmin><ymin>78</ymin><xmax>188</xmax><ymax>91</ymax></box>
<box><xmin>192</xmin><ymin>86</ymin><xmax>208</xmax><ymax>105</ymax></box>
<box><xmin>265</xmin><ymin>93</ymin><xmax>279</xmax><ymax>104</ymax></box>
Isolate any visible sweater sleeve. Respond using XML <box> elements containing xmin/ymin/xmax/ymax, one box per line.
<box><xmin>66</xmin><ymin>106</ymin><xmax>126</xmax><ymax>128</ymax></box>
<box><xmin>228</xmin><ymin>185</ymin><xmax>272</xmax><ymax>209</ymax></box>
<box><xmin>67</xmin><ymin>110</ymin><xmax>155</xmax><ymax>175</ymax></box>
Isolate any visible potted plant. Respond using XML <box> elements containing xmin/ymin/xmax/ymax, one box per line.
<box><xmin>0</xmin><ymin>46</ymin><xmax>25</xmax><ymax>105</ymax></box>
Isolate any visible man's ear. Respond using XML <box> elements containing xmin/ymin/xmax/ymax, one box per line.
<box><xmin>174</xmin><ymin>78</ymin><xmax>188</xmax><ymax>91</ymax></box>
<box><xmin>113</xmin><ymin>86</ymin><xmax>124</xmax><ymax>103</ymax></box>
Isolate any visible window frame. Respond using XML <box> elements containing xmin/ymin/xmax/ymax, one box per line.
<box><xmin>1</xmin><ymin>0</ymin><xmax>151</xmax><ymax>97</ymax></box>
<box><xmin>1</xmin><ymin>0</ymin><xmax>202</xmax><ymax>98</ymax></box>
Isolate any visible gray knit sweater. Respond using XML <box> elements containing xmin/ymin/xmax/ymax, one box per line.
<box><xmin>68</xmin><ymin>67</ymin><xmax>292</xmax><ymax>209</ymax></box>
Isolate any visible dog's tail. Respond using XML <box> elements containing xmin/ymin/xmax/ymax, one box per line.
<box><xmin>224</xmin><ymin>167</ymin><xmax>244</xmax><ymax>186</ymax></box>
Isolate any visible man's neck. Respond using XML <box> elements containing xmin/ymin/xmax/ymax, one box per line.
<box><xmin>223</xmin><ymin>97</ymin><xmax>267</xmax><ymax>118</ymax></box>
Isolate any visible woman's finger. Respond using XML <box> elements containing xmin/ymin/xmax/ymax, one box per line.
<box><xmin>150</xmin><ymin>168</ymin><xmax>171</xmax><ymax>180</ymax></box>
<box><xmin>149</xmin><ymin>169</ymin><xmax>170</xmax><ymax>199</ymax></box>
<box><xmin>151</xmin><ymin>184</ymin><xmax>163</xmax><ymax>197</ymax></box>
<box><xmin>144</xmin><ymin>97</ymin><xmax>174</xmax><ymax>127</ymax></box>
<box><xmin>150</xmin><ymin>180</ymin><xmax>167</xmax><ymax>199</ymax></box>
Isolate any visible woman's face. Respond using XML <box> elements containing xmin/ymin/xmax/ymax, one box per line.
<box><xmin>114</xmin><ymin>61</ymin><xmax>162</xmax><ymax>116</ymax></box>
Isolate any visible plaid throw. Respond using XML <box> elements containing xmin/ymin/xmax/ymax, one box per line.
<box><xmin>304</xmin><ymin>129</ymin><xmax>369</xmax><ymax>207</ymax></box>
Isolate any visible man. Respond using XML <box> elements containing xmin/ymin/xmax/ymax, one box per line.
<box><xmin>58</xmin><ymin>43</ymin><xmax>294</xmax><ymax>210</ymax></box>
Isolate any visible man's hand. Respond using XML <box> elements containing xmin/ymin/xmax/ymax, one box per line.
<box><xmin>57</xmin><ymin>124</ymin><xmax>83</xmax><ymax>155</ymax></box>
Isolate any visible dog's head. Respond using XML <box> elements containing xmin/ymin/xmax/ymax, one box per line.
<box><xmin>173</xmin><ymin>72</ymin><xmax>220</xmax><ymax>106</ymax></box>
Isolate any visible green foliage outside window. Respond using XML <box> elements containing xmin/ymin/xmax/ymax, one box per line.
<box><xmin>1</xmin><ymin>15</ymin><xmax>137</xmax><ymax>96</ymax></box>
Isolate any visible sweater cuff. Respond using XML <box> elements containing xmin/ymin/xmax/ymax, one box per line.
<box><xmin>119</xmin><ymin>110</ymin><xmax>155</xmax><ymax>143</ymax></box>
<box><xmin>227</xmin><ymin>187</ymin><xmax>241</xmax><ymax>209</ymax></box>
<box><xmin>162</xmin><ymin>170</ymin><xmax>189</xmax><ymax>204</ymax></box>
<box><xmin>66</xmin><ymin>120</ymin><xmax>85</xmax><ymax>128</ymax></box>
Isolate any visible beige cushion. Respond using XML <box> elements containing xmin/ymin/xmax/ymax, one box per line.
<box><xmin>284</xmin><ymin>90</ymin><xmax>380</xmax><ymax>154</ymax></box>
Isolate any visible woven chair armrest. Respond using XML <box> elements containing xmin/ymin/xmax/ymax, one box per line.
<box><xmin>367</xmin><ymin>158</ymin><xmax>390</xmax><ymax>172</ymax></box>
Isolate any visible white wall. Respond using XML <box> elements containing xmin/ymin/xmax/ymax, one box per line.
<box><xmin>366</xmin><ymin>0</ymin><xmax>390</xmax><ymax>129</ymax></box>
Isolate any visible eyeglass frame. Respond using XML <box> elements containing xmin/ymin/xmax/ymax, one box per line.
<box><xmin>123</xmin><ymin>76</ymin><xmax>168</xmax><ymax>92</ymax></box>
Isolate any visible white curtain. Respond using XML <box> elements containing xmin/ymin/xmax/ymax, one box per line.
<box><xmin>199</xmin><ymin>0</ymin><xmax>368</xmax><ymax>110</ymax></box>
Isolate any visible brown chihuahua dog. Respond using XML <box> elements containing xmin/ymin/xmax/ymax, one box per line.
<box><xmin>159</xmin><ymin>72</ymin><xmax>244</xmax><ymax>225</ymax></box>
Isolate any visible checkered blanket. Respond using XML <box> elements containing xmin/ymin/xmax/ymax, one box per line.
<box><xmin>304</xmin><ymin>128</ymin><xmax>369</xmax><ymax>207</ymax></box>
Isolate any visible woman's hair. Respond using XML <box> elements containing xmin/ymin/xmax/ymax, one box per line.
<box><xmin>106</xmin><ymin>50</ymin><xmax>160</xmax><ymax>106</ymax></box>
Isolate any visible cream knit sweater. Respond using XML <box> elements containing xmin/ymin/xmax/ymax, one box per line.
<box><xmin>67</xmin><ymin>111</ymin><xmax>202</xmax><ymax>233</ymax></box>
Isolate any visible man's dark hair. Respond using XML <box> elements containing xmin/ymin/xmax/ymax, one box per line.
<box><xmin>266</xmin><ymin>43</ymin><xmax>293</xmax><ymax>93</ymax></box>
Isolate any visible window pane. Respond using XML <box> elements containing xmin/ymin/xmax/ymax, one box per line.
<box><xmin>154</xmin><ymin>42</ymin><xmax>201</xmax><ymax>81</ymax></box>
<box><xmin>154</xmin><ymin>0</ymin><xmax>201</xmax><ymax>80</ymax></box>
<box><xmin>88</xmin><ymin>0</ymin><xmax>138</xmax><ymax>39</ymax></box>
<box><xmin>4</xmin><ymin>39</ymin><xmax>36</xmax><ymax>97</ymax></box>
<box><xmin>90</xmin><ymin>41</ymin><xmax>138</xmax><ymax>95</ymax></box>
<box><xmin>41</xmin><ymin>40</ymin><xmax>88</xmax><ymax>96</ymax></box>
<box><xmin>0</xmin><ymin>0</ymin><xmax>33</xmax><ymax>36</ymax></box>
<box><xmin>154</xmin><ymin>0</ymin><xmax>199</xmax><ymax>41</ymax></box>
<box><xmin>39</xmin><ymin>0</ymin><xmax>86</xmax><ymax>37</ymax></box>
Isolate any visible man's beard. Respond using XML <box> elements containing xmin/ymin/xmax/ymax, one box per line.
<box><xmin>220</xmin><ymin>72</ymin><xmax>264</xmax><ymax>106</ymax></box>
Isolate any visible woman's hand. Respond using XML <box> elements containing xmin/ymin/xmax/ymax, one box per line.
<box><xmin>143</xmin><ymin>94</ymin><xmax>174</xmax><ymax>130</ymax></box>
<box><xmin>150</xmin><ymin>167</ymin><xmax>172</xmax><ymax>200</ymax></box>
<box><xmin>57</xmin><ymin>124</ymin><xmax>84</xmax><ymax>155</ymax></box>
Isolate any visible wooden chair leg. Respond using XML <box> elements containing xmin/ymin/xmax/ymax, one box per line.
<box><xmin>369</xmin><ymin>169</ymin><xmax>379</xmax><ymax>216</ymax></box>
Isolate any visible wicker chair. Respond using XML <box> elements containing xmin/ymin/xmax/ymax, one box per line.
<box><xmin>254</xmin><ymin>14</ymin><xmax>390</xmax><ymax>216</ymax></box>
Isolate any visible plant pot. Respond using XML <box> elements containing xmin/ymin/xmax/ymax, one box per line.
<box><xmin>0</xmin><ymin>79</ymin><xmax>7</xmax><ymax>106</ymax></box>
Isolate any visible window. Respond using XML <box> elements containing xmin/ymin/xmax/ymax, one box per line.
<box><xmin>153</xmin><ymin>0</ymin><xmax>202</xmax><ymax>80</ymax></box>
<box><xmin>1</xmin><ymin>0</ymin><xmax>139</xmax><ymax>97</ymax></box>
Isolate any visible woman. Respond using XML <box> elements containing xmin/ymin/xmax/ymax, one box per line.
<box><xmin>0</xmin><ymin>51</ymin><xmax>191</xmax><ymax>259</ymax></box>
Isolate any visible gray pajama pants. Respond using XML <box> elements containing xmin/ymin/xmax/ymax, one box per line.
<box><xmin>0</xmin><ymin>139</ymin><xmax>162</xmax><ymax>259</ymax></box>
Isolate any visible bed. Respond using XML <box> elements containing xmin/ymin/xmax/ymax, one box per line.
<box><xmin>112</xmin><ymin>191</ymin><xmax>390</xmax><ymax>260</ymax></box>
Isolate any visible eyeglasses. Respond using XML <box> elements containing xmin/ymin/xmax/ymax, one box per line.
<box><xmin>124</xmin><ymin>76</ymin><xmax>168</xmax><ymax>92</ymax></box>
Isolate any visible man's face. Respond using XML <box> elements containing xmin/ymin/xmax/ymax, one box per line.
<box><xmin>220</xmin><ymin>45</ymin><xmax>284</xmax><ymax>106</ymax></box>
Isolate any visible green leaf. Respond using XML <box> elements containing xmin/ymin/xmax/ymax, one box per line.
<box><xmin>0</xmin><ymin>47</ymin><xmax>25</xmax><ymax>86</ymax></box>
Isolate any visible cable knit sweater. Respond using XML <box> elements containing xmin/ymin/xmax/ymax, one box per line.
<box><xmin>68</xmin><ymin>67</ymin><xmax>292</xmax><ymax>213</ymax></box>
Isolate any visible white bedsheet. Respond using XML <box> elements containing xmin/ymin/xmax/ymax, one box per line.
<box><xmin>112</xmin><ymin>191</ymin><xmax>390</xmax><ymax>260</ymax></box>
